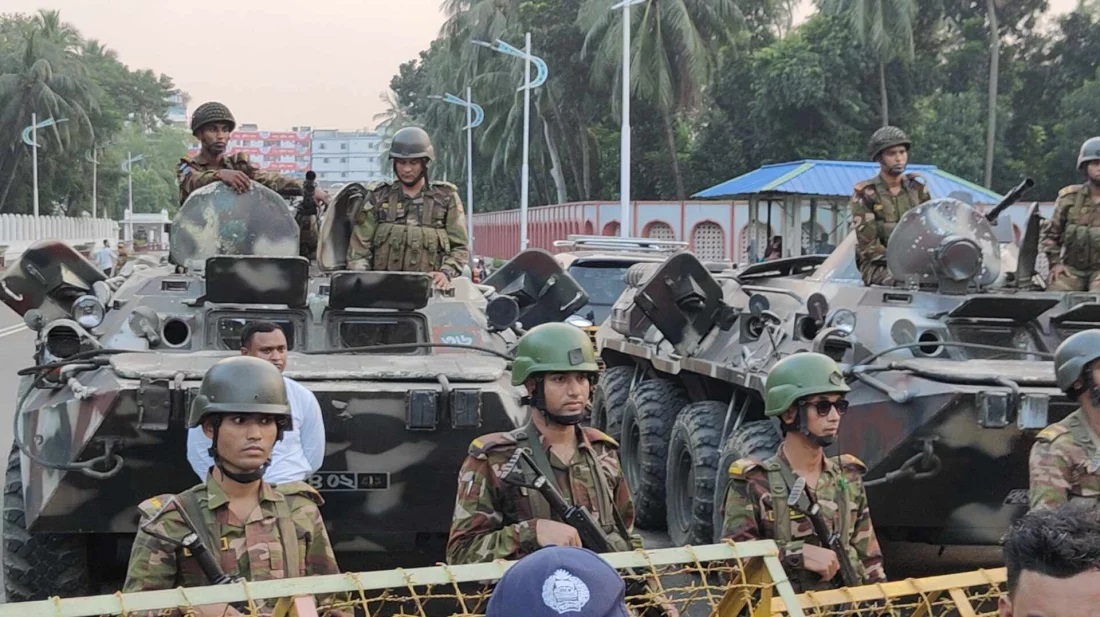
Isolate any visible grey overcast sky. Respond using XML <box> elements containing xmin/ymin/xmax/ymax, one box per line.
<box><xmin>3</xmin><ymin>0</ymin><xmax>1083</xmax><ymax>131</ymax></box>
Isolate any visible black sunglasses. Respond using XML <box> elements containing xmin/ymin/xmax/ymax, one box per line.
<box><xmin>799</xmin><ymin>398</ymin><xmax>849</xmax><ymax>416</ymax></box>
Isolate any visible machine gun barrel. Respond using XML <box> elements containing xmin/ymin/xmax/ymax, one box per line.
<box><xmin>984</xmin><ymin>177</ymin><xmax>1035</xmax><ymax>222</ymax></box>
<box><xmin>181</xmin><ymin>532</ymin><xmax>236</xmax><ymax>585</ymax></box>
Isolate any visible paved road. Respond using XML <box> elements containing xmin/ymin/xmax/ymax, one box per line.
<box><xmin>0</xmin><ymin>308</ymin><xmax>37</xmax><ymax>601</ymax></box>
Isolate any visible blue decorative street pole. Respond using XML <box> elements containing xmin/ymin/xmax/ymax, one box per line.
<box><xmin>21</xmin><ymin>114</ymin><xmax>69</xmax><ymax>225</ymax></box>
<box><xmin>430</xmin><ymin>89</ymin><xmax>485</xmax><ymax>262</ymax></box>
<box><xmin>612</xmin><ymin>0</ymin><xmax>644</xmax><ymax>237</ymax></box>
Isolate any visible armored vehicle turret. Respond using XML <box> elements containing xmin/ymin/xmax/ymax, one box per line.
<box><xmin>0</xmin><ymin>182</ymin><xmax>589</xmax><ymax>601</ymax></box>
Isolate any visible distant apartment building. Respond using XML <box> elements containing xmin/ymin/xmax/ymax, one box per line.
<box><xmin>167</xmin><ymin>93</ymin><xmax>188</xmax><ymax>126</ymax></box>
<box><xmin>185</xmin><ymin>123</ymin><xmax>313</xmax><ymax>180</ymax></box>
<box><xmin>310</xmin><ymin>129</ymin><xmax>388</xmax><ymax>188</ymax></box>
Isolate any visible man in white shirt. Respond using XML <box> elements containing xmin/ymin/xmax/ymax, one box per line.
<box><xmin>187</xmin><ymin>320</ymin><xmax>326</xmax><ymax>484</ymax></box>
<box><xmin>93</xmin><ymin>239</ymin><xmax>115</xmax><ymax>275</ymax></box>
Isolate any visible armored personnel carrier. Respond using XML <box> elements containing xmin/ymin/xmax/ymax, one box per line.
<box><xmin>594</xmin><ymin>180</ymin><xmax>1096</xmax><ymax>550</ymax></box>
<box><xmin>0</xmin><ymin>182</ymin><xmax>589</xmax><ymax>601</ymax></box>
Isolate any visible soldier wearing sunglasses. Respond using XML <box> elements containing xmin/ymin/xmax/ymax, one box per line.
<box><xmin>719</xmin><ymin>352</ymin><xmax>886</xmax><ymax>592</ymax></box>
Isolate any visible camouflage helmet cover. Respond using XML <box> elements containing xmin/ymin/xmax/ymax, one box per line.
<box><xmin>1053</xmin><ymin>329</ymin><xmax>1100</xmax><ymax>394</ymax></box>
<box><xmin>511</xmin><ymin>322</ymin><xmax>600</xmax><ymax>386</ymax></box>
<box><xmin>190</xmin><ymin>101</ymin><xmax>236</xmax><ymax>135</ymax></box>
<box><xmin>867</xmin><ymin>125</ymin><xmax>912</xmax><ymax>160</ymax></box>
<box><xmin>1077</xmin><ymin>137</ymin><xmax>1100</xmax><ymax>170</ymax></box>
<box><xmin>390</xmin><ymin>126</ymin><xmax>435</xmax><ymax>161</ymax></box>
<box><xmin>187</xmin><ymin>356</ymin><xmax>291</xmax><ymax>428</ymax></box>
<box><xmin>764</xmin><ymin>352</ymin><xmax>850</xmax><ymax>416</ymax></box>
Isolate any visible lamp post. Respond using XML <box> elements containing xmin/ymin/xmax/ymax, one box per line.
<box><xmin>121</xmin><ymin>153</ymin><xmax>144</xmax><ymax>242</ymax></box>
<box><xmin>429</xmin><ymin>89</ymin><xmax>485</xmax><ymax>264</ymax></box>
<box><xmin>473</xmin><ymin>34</ymin><xmax>548</xmax><ymax>252</ymax></box>
<box><xmin>612</xmin><ymin>0</ymin><xmax>644</xmax><ymax>238</ymax></box>
<box><xmin>85</xmin><ymin>149</ymin><xmax>99</xmax><ymax>218</ymax></box>
<box><xmin>21</xmin><ymin>114</ymin><xmax>69</xmax><ymax>228</ymax></box>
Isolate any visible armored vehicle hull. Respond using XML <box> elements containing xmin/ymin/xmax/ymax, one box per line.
<box><xmin>2</xmin><ymin>183</ymin><xmax>590</xmax><ymax>601</ymax></box>
<box><xmin>594</xmin><ymin>196</ymin><xmax>1091</xmax><ymax>551</ymax></box>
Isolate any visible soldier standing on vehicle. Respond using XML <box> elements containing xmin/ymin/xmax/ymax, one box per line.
<box><xmin>346</xmin><ymin>127</ymin><xmax>469</xmax><ymax>290</ymax></box>
<box><xmin>187</xmin><ymin>321</ymin><xmax>325</xmax><ymax>484</ymax></box>
<box><xmin>720</xmin><ymin>352</ymin><xmax>886</xmax><ymax>592</ymax></box>
<box><xmin>178</xmin><ymin>101</ymin><xmax>329</xmax><ymax>207</ymax></box>
<box><xmin>123</xmin><ymin>356</ymin><xmax>340</xmax><ymax>615</ymax></box>
<box><xmin>446</xmin><ymin>322</ymin><xmax>640</xmax><ymax>564</ymax></box>
<box><xmin>850</xmin><ymin>126</ymin><xmax>931</xmax><ymax>286</ymax></box>
<box><xmin>1029</xmin><ymin>330</ymin><xmax>1100</xmax><ymax>511</ymax></box>
<box><xmin>1039</xmin><ymin>137</ymin><xmax>1100</xmax><ymax>291</ymax></box>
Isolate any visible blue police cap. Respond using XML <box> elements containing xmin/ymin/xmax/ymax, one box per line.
<box><xmin>486</xmin><ymin>546</ymin><xmax>629</xmax><ymax>617</ymax></box>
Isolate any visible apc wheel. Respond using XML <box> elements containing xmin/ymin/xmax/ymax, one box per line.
<box><xmin>4</xmin><ymin>445</ymin><xmax>90</xmax><ymax>602</ymax></box>
<box><xmin>711</xmin><ymin>420</ymin><xmax>782</xmax><ymax>542</ymax></box>
<box><xmin>666</xmin><ymin>401</ymin><xmax>725</xmax><ymax>546</ymax></box>
<box><xmin>621</xmin><ymin>379</ymin><xmax>690</xmax><ymax>530</ymax></box>
<box><xmin>591</xmin><ymin>365</ymin><xmax>634</xmax><ymax>439</ymax></box>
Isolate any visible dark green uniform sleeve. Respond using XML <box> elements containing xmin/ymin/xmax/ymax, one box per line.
<box><xmin>347</xmin><ymin>189</ymin><xmax>380</xmax><ymax>270</ymax></box>
<box><xmin>850</xmin><ymin>185</ymin><xmax>886</xmax><ymax>269</ymax></box>
<box><xmin>1039</xmin><ymin>188</ymin><xmax>1077</xmax><ymax>267</ymax></box>
<box><xmin>441</xmin><ymin>190</ymin><xmax>470</xmax><ymax>278</ymax></box>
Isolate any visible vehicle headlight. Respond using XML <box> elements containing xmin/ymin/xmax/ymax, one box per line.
<box><xmin>71</xmin><ymin>295</ymin><xmax>105</xmax><ymax>329</ymax></box>
<box><xmin>827</xmin><ymin>308</ymin><xmax>857</xmax><ymax>334</ymax></box>
<box><xmin>565</xmin><ymin>314</ymin><xmax>593</xmax><ymax>328</ymax></box>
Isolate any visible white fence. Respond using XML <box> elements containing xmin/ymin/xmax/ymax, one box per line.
<box><xmin>0</xmin><ymin>214</ymin><xmax>119</xmax><ymax>260</ymax></box>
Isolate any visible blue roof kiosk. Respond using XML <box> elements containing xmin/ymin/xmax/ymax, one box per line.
<box><xmin>693</xmin><ymin>160</ymin><xmax>1003</xmax><ymax>262</ymax></box>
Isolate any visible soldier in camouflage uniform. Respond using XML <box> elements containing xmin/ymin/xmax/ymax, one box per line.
<box><xmin>177</xmin><ymin>101</ymin><xmax>329</xmax><ymax>207</ymax></box>
<box><xmin>447</xmin><ymin>323</ymin><xmax>640</xmax><ymax>564</ymax></box>
<box><xmin>123</xmin><ymin>356</ymin><xmax>340</xmax><ymax>615</ymax></box>
<box><xmin>1039</xmin><ymin>137</ymin><xmax>1100</xmax><ymax>291</ymax></box>
<box><xmin>850</xmin><ymin>126</ymin><xmax>932</xmax><ymax>286</ymax></box>
<box><xmin>1029</xmin><ymin>330</ymin><xmax>1100</xmax><ymax>511</ymax></box>
<box><xmin>346</xmin><ymin>127</ymin><xmax>469</xmax><ymax>290</ymax></box>
<box><xmin>720</xmin><ymin>353</ymin><xmax>886</xmax><ymax>592</ymax></box>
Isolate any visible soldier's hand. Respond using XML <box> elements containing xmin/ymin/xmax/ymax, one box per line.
<box><xmin>215</xmin><ymin>169</ymin><xmax>251</xmax><ymax>193</ymax></box>
<box><xmin>430</xmin><ymin>271</ymin><xmax>453</xmax><ymax>290</ymax></box>
<box><xmin>315</xmin><ymin>187</ymin><xmax>330</xmax><ymax>206</ymax></box>
<box><xmin>1050</xmin><ymin>263</ymin><xmax>1068</xmax><ymax>282</ymax></box>
<box><xmin>802</xmin><ymin>544</ymin><xmax>840</xmax><ymax>581</ymax></box>
<box><xmin>535</xmin><ymin>519</ymin><xmax>582</xmax><ymax>548</ymax></box>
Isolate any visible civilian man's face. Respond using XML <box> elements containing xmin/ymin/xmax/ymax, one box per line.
<box><xmin>1000</xmin><ymin>570</ymin><xmax>1100</xmax><ymax>617</ymax></box>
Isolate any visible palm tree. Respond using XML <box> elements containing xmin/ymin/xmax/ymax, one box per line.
<box><xmin>578</xmin><ymin>0</ymin><xmax>742</xmax><ymax>200</ymax></box>
<box><xmin>0</xmin><ymin>27</ymin><xmax>96</xmax><ymax>212</ymax></box>
<box><xmin>821</xmin><ymin>0</ymin><xmax>918</xmax><ymax>127</ymax></box>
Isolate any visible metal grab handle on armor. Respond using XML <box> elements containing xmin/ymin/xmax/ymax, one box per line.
<box><xmin>864</xmin><ymin>438</ymin><xmax>942</xmax><ymax>488</ymax></box>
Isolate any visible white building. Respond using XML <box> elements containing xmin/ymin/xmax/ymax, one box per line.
<box><xmin>310</xmin><ymin>130</ymin><xmax>388</xmax><ymax>187</ymax></box>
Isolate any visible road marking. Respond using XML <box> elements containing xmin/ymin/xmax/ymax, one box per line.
<box><xmin>0</xmin><ymin>324</ymin><xmax>28</xmax><ymax>338</ymax></box>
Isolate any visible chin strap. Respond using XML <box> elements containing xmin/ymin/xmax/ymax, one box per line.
<box><xmin>205</xmin><ymin>417</ymin><xmax>283</xmax><ymax>483</ymax></box>
<box><xmin>780</xmin><ymin>407</ymin><xmax>834</xmax><ymax>448</ymax></box>
<box><xmin>520</xmin><ymin>378</ymin><xmax>586</xmax><ymax>426</ymax></box>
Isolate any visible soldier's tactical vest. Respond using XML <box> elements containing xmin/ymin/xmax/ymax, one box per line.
<box><xmin>759</xmin><ymin>457</ymin><xmax>858</xmax><ymax>592</ymax></box>
<box><xmin>1060</xmin><ymin>188</ymin><xmax>1100</xmax><ymax>271</ymax></box>
<box><xmin>371</xmin><ymin>186</ymin><xmax>452</xmax><ymax>273</ymax></box>
<box><xmin>1054</xmin><ymin>410</ymin><xmax>1100</xmax><ymax>505</ymax></box>
<box><xmin>862</xmin><ymin>175</ymin><xmax>925</xmax><ymax>245</ymax></box>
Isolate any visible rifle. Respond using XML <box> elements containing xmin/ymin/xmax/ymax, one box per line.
<box><xmin>501</xmin><ymin>449</ymin><xmax>670</xmax><ymax>617</ymax></box>
<box><xmin>786</xmin><ymin>476</ymin><xmax>860</xmax><ymax>588</ymax></box>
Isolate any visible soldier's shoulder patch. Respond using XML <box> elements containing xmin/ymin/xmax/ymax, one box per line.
<box><xmin>839</xmin><ymin>454</ymin><xmax>868</xmax><ymax>475</ymax></box>
<box><xmin>367</xmin><ymin>180</ymin><xmax>390</xmax><ymax>192</ymax></box>
<box><xmin>728</xmin><ymin>457</ymin><xmax>763</xmax><ymax>479</ymax></box>
<box><xmin>582</xmin><ymin>426</ymin><xmax>619</xmax><ymax>448</ymax></box>
<box><xmin>1058</xmin><ymin>184</ymin><xmax>1082</xmax><ymax>198</ymax></box>
<box><xmin>431</xmin><ymin>180</ymin><xmax>460</xmax><ymax>193</ymax></box>
<box><xmin>137</xmin><ymin>493</ymin><xmax>178</xmax><ymax>519</ymax></box>
<box><xmin>274</xmin><ymin>481</ymin><xmax>325</xmax><ymax>507</ymax></box>
<box><xmin>1036</xmin><ymin>422</ymin><xmax>1071</xmax><ymax>444</ymax></box>
<box><xmin>468</xmin><ymin>432</ymin><xmax>518</xmax><ymax>458</ymax></box>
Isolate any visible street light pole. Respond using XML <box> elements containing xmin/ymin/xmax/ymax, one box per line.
<box><xmin>428</xmin><ymin>90</ymin><xmax>485</xmax><ymax>264</ymax></box>
<box><xmin>613</xmin><ymin>0</ymin><xmax>644</xmax><ymax>238</ymax></box>
<box><xmin>472</xmin><ymin>35</ymin><xmax>548</xmax><ymax>253</ymax></box>
<box><xmin>21</xmin><ymin>114</ymin><xmax>69</xmax><ymax>234</ymax></box>
<box><xmin>122</xmin><ymin>153</ymin><xmax>144</xmax><ymax>242</ymax></box>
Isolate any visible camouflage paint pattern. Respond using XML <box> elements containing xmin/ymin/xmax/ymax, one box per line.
<box><xmin>597</xmin><ymin>196</ymin><xmax>1081</xmax><ymax>550</ymax></box>
<box><xmin>447</xmin><ymin>425</ymin><xmax>640</xmax><ymax>564</ymax></box>
<box><xmin>849</xmin><ymin>173</ymin><xmax>931</xmax><ymax>285</ymax></box>
<box><xmin>1029</xmin><ymin>408</ymin><xmax>1100</xmax><ymax>511</ymax></box>
<box><xmin>170</xmin><ymin>182</ymin><xmax>300</xmax><ymax>267</ymax></box>
<box><xmin>0</xmin><ymin>241</ymin><xmax>106</xmax><ymax>322</ymax></box>
<box><xmin>719</xmin><ymin>452</ymin><xmax>886</xmax><ymax>592</ymax></box>
<box><xmin>123</xmin><ymin>477</ymin><xmax>338</xmax><ymax>610</ymax></box>
<box><xmin>1040</xmin><ymin>184</ymin><xmax>1100</xmax><ymax>290</ymax></box>
<box><xmin>177</xmin><ymin>152</ymin><xmax>301</xmax><ymax>205</ymax></box>
<box><xmin>347</xmin><ymin>181</ymin><xmax>469</xmax><ymax>278</ymax></box>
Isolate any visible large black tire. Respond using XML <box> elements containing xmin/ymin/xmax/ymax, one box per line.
<box><xmin>4</xmin><ymin>445</ymin><xmax>90</xmax><ymax>601</ymax></box>
<box><xmin>590</xmin><ymin>365</ymin><xmax>634</xmax><ymax>440</ymax></box>
<box><xmin>666</xmin><ymin>401</ymin><xmax>725</xmax><ymax>546</ymax></box>
<box><xmin>620</xmin><ymin>379</ymin><xmax>690</xmax><ymax>530</ymax></box>
<box><xmin>711</xmin><ymin>420</ymin><xmax>782</xmax><ymax>542</ymax></box>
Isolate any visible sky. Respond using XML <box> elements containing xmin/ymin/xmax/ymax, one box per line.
<box><xmin>3</xmin><ymin>0</ymin><xmax>1085</xmax><ymax>131</ymax></box>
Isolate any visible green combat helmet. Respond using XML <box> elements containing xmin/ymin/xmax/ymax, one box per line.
<box><xmin>189</xmin><ymin>355</ymin><xmax>291</xmax><ymax>482</ymax></box>
<box><xmin>1078</xmin><ymin>137</ymin><xmax>1100</xmax><ymax>170</ymax></box>
<box><xmin>390</xmin><ymin>127</ymin><xmax>435</xmax><ymax>161</ymax></box>
<box><xmin>190</xmin><ymin>102</ymin><xmax>236</xmax><ymax>136</ymax></box>
<box><xmin>867</xmin><ymin>125</ymin><xmax>912</xmax><ymax>161</ymax></box>
<box><xmin>511</xmin><ymin>323</ymin><xmax>600</xmax><ymax>425</ymax></box>
<box><xmin>1053</xmin><ymin>330</ymin><xmax>1100</xmax><ymax>399</ymax></box>
<box><xmin>764</xmin><ymin>352</ymin><xmax>850</xmax><ymax>416</ymax></box>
